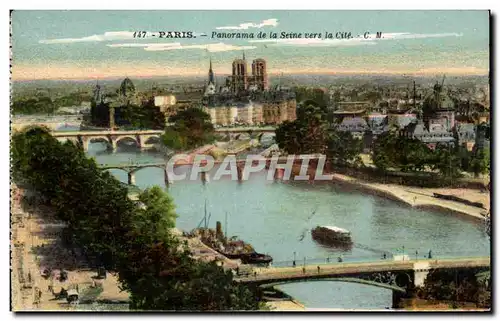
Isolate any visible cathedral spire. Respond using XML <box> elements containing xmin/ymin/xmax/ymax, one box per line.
<box><xmin>208</xmin><ymin>57</ymin><xmax>215</xmax><ymax>84</ymax></box>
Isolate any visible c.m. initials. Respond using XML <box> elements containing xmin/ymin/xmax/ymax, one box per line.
<box><xmin>363</xmin><ymin>31</ymin><xmax>383</xmax><ymax>39</ymax></box>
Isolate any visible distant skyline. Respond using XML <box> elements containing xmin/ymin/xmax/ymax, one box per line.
<box><xmin>11</xmin><ymin>10</ymin><xmax>490</xmax><ymax>81</ymax></box>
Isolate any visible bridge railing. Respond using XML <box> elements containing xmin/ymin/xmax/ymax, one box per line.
<box><xmin>267</xmin><ymin>250</ymin><xmax>490</xmax><ymax>268</ymax></box>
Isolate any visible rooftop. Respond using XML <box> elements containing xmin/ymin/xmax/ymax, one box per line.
<box><xmin>319</xmin><ymin>226</ymin><xmax>350</xmax><ymax>234</ymax></box>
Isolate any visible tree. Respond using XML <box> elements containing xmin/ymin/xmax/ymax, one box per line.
<box><xmin>163</xmin><ymin>108</ymin><xmax>215</xmax><ymax>152</ymax></box>
<box><xmin>135</xmin><ymin>186</ymin><xmax>178</xmax><ymax>241</ymax></box>
<box><xmin>469</xmin><ymin>148</ymin><xmax>490</xmax><ymax>177</ymax></box>
<box><xmin>12</xmin><ymin>96</ymin><xmax>58</xmax><ymax>115</ymax></box>
<box><xmin>372</xmin><ymin>131</ymin><xmax>399</xmax><ymax>171</ymax></box>
<box><xmin>418</xmin><ymin>268</ymin><xmax>490</xmax><ymax>308</ymax></box>
<box><xmin>431</xmin><ymin>144</ymin><xmax>462</xmax><ymax>179</ymax></box>
<box><xmin>372</xmin><ymin>132</ymin><xmax>434</xmax><ymax>173</ymax></box>
<box><xmin>326</xmin><ymin>129</ymin><xmax>363</xmax><ymax>166</ymax></box>
<box><xmin>11</xmin><ymin>126</ymin><xmax>262</xmax><ymax>311</ymax></box>
<box><xmin>275</xmin><ymin>104</ymin><xmax>329</xmax><ymax>155</ymax></box>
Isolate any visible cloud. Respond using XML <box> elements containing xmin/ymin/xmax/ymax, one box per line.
<box><xmin>248</xmin><ymin>32</ymin><xmax>462</xmax><ymax>47</ymax></box>
<box><xmin>107</xmin><ymin>42</ymin><xmax>256</xmax><ymax>52</ymax></box>
<box><xmin>39</xmin><ymin>31</ymin><xmax>136</xmax><ymax>44</ymax></box>
<box><xmin>216</xmin><ymin>18</ymin><xmax>278</xmax><ymax>30</ymax></box>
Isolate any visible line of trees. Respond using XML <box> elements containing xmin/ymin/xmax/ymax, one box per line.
<box><xmin>417</xmin><ymin>268</ymin><xmax>491</xmax><ymax>309</ymax></box>
<box><xmin>11</xmin><ymin>126</ymin><xmax>261</xmax><ymax>311</ymax></box>
<box><xmin>12</xmin><ymin>92</ymin><xmax>93</xmax><ymax>115</ymax></box>
<box><xmin>372</xmin><ymin>131</ymin><xmax>490</xmax><ymax>178</ymax></box>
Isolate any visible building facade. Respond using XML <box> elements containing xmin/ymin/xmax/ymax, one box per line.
<box><xmin>201</xmin><ymin>57</ymin><xmax>296</xmax><ymax>126</ymax></box>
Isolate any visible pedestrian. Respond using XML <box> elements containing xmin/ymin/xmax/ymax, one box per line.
<box><xmin>292</xmin><ymin>260</ymin><xmax>296</xmax><ymax>267</ymax></box>
<box><xmin>236</xmin><ymin>267</ymin><xmax>240</xmax><ymax>276</ymax></box>
<box><xmin>254</xmin><ymin>271</ymin><xmax>257</xmax><ymax>278</ymax></box>
<box><xmin>326</xmin><ymin>257</ymin><xmax>330</xmax><ymax>263</ymax></box>
<box><xmin>428</xmin><ymin>250</ymin><xmax>432</xmax><ymax>259</ymax></box>
<box><xmin>302</xmin><ymin>267</ymin><xmax>306</xmax><ymax>274</ymax></box>
<box><xmin>317</xmin><ymin>266</ymin><xmax>320</xmax><ymax>273</ymax></box>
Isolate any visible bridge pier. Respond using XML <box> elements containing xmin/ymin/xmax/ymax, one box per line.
<box><xmin>274</xmin><ymin>168</ymin><xmax>285</xmax><ymax>180</ymax></box>
<box><xmin>200</xmin><ymin>171</ymin><xmax>209</xmax><ymax>184</ymax></box>
<box><xmin>164</xmin><ymin>168</ymin><xmax>172</xmax><ymax>187</ymax></box>
<box><xmin>236</xmin><ymin>165</ymin><xmax>243</xmax><ymax>181</ymax></box>
<box><xmin>81</xmin><ymin>137</ymin><xmax>89</xmax><ymax>152</ymax></box>
<box><xmin>110</xmin><ymin>139</ymin><xmax>117</xmax><ymax>152</ymax></box>
<box><xmin>412</xmin><ymin>262</ymin><xmax>430</xmax><ymax>287</ymax></box>
<box><xmin>127</xmin><ymin>171</ymin><xmax>136</xmax><ymax>185</ymax></box>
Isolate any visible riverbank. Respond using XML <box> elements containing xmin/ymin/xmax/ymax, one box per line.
<box><xmin>266</xmin><ymin>299</ymin><xmax>306</xmax><ymax>311</ymax></box>
<box><xmin>329</xmin><ymin>172</ymin><xmax>488</xmax><ymax>221</ymax></box>
<box><xmin>290</xmin><ymin>164</ymin><xmax>488</xmax><ymax>222</ymax></box>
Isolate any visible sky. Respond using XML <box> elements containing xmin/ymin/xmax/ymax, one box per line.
<box><xmin>11</xmin><ymin>10</ymin><xmax>490</xmax><ymax>81</ymax></box>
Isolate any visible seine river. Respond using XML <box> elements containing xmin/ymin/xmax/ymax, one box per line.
<box><xmin>86</xmin><ymin>143</ymin><xmax>490</xmax><ymax>309</ymax></box>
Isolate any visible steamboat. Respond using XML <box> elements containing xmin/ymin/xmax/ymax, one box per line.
<box><xmin>311</xmin><ymin>225</ymin><xmax>353</xmax><ymax>246</ymax></box>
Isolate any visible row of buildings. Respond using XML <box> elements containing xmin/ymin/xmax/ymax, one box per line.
<box><xmin>333</xmin><ymin>82</ymin><xmax>490</xmax><ymax>152</ymax></box>
<box><xmin>154</xmin><ymin>56</ymin><xmax>297</xmax><ymax>126</ymax></box>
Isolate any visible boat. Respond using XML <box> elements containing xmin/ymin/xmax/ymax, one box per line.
<box><xmin>240</xmin><ymin>252</ymin><xmax>273</xmax><ymax>265</ymax></box>
<box><xmin>311</xmin><ymin>226</ymin><xmax>352</xmax><ymax>246</ymax></box>
<box><xmin>191</xmin><ymin>201</ymin><xmax>274</xmax><ymax>264</ymax></box>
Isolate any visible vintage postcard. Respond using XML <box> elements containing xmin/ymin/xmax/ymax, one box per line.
<box><xmin>10</xmin><ymin>10</ymin><xmax>491</xmax><ymax>312</ymax></box>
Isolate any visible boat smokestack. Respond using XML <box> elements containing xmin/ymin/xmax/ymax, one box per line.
<box><xmin>216</xmin><ymin>221</ymin><xmax>223</xmax><ymax>239</ymax></box>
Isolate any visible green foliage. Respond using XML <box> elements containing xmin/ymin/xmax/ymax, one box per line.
<box><xmin>12</xmin><ymin>97</ymin><xmax>57</xmax><ymax>115</ymax></box>
<box><xmin>135</xmin><ymin>186</ymin><xmax>178</xmax><ymax>241</ymax></box>
<box><xmin>11</xmin><ymin>127</ymin><xmax>260</xmax><ymax>311</ymax></box>
<box><xmin>162</xmin><ymin>107</ymin><xmax>215</xmax><ymax>152</ymax></box>
<box><xmin>326</xmin><ymin>129</ymin><xmax>363</xmax><ymax>166</ymax></box>
<box><xmin>372</xmin><ymin>133</ymin><xmax>463</xmax><ymax>179</ymax></box>
<box><xmin>276</xmin><ymin>103</ymin><xmax>363</xmax><ymax>166</ymax></box>
<box><xmin>294</xmin><ymin>87</ymin><xmax>330</xmax><ymax>108</ymax></box>
<box><xmin>276</xmin><ymin>104</ymin><xmax>329</xmax><ymax>154</ymax></box>
<box><xmin>430</xmin><ymin>144</ymin><xmax>462</xmax><ymax>179</ymax></box>
<box><xmin>118</xmin><ymin>100</ymin><xmax>166</xmax><ymax>129</ymax></box>
<box><xmin>418</xmin><ymin>268</ymin><xmax>491</xmax><ymax>308</ymax></box>
<box><xmin>53</xmin><ymin>92</ymin><xmax>92</xmax><ymax>108</ymax></box>
<box><xmin>372</xmin><ymin>131</ymin><xmax>434</xmax><ymax>172</ymax></box>
<box><xmin>469</xmin><ymin>148</ymin><xmax>490</xmax><ymax>177</ymax></box>
<box><xmin>372</xmin><ymin>131</ymin><xmax>399</xmax><ymax>171</ymax></box>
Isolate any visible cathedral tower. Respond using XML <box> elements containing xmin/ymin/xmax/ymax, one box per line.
<box><xmin>252</xmin><ymin>58</ymin><xmax>268</xmax><ymax>90</ymax></box>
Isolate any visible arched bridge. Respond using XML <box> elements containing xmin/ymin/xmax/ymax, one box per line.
<box><xmin>235</xmin><ymin>256</ymin><xmax>490</xmax><ymax>292</ymax></box>
<box><xmin>50</xmin><ymin>127</ymin><xmax>277</xmax><ymax>151</ymax></box>
<box><xmin>52</xmin><ymin>130</ymin><xmax>163</xmax><ymax>152</ymax></box>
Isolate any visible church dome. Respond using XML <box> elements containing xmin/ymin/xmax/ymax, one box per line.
<box><xmin>423</xmin><ymin>83</ymin><xmax>454</xmax><ymax>114</ymax></box>
<box><xmin>119</xmin><ymin>77</ymin><xmax>136</xmax><ymax>97</ymax></box>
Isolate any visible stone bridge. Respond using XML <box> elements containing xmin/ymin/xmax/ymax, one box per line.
<box><xmin>98</xmin><ymin>151</ymin><xmax>312</xmax><ymax>186</ymax></box>
<box><xmin>235</xmin><ymin>256</ymin><xmax>490</xmax><ymax>308</ymax></box>
<box><xmin>52</xmin><ymin>130</ymin><xmax>164</xmax><ymax>152</ymax></box>
<box><xmin>50</xmin><ymin>127</ymin><xmax>276</xmax><ymax>152</ymax></box>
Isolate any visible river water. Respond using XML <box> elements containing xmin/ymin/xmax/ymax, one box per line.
<box><xmin>86</xmin><ymin>142</ymin><xmax>490</xmax><ymax>309</ymax></box>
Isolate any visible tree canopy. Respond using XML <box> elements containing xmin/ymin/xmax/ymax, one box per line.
<box><xmin>11</xmin><ymin>126</ymin><xmax>261</xmax><ymax>311</ymax></box>
<box><xmin>275</xmin><ymin>104</ymin><xmax>362</xmax><ymax>166</ymax></box>
<box><xmin>162</xmin><ymin>107</ymin><xmax>215</xmax><ymax>152</ymax></box>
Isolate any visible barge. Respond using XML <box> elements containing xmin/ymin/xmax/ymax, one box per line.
<box><xmin>311</xmin><ymin>225</ymin><xmax>353</xmax><ymax>246</ymax></box>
